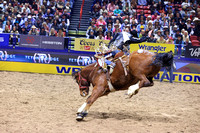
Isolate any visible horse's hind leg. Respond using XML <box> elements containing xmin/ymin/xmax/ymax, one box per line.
<box><xmin>147</xmin><ymin>77</ymin><xmax>154</xmax><ymax>86</ymax></box>
<box><xmin>127</xmin><ymin>75</ymin><xmax>151</xmax><ymax>98</ymax></box>
<box><xmin>127</xmin><ymin>81</ymin><xmax>140</xmax><ymax>98</ymax></box>
<box><xmin>76</xmin><ymin>86</ymin><xmax>107</xmax><ymax>121</ymax></box>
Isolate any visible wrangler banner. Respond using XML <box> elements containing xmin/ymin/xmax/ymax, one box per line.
<box><xmin>74</xmin><ymin>38</ymin><xmax>110</xmax><ymax>52</ymax></box>
<box><xmin>130</xmin><ymin>42</ymin><xmax>175</xmax><ymax>53</ymax></box>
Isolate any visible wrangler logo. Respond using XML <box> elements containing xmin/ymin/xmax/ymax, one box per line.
<box><xmin>138</xmin><ymin>44</ymin><xmax>167</xmax><ymax>53</ymax></box>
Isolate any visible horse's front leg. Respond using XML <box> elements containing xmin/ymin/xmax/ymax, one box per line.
<box><xmin>76</xmin><ymin>86</ymin><xmax>107</xmax><ymax>121</ymax></box>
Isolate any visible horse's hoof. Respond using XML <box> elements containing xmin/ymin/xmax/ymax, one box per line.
<box><xmin>76</xmin><ymin>115</ymin><xmax>83</xmax><ymax>121</ymax></box>
<box><xmin>76</xmin><ymin>112</ymin><xmax>88</xmax><ymax>121</ymax></box>
<box><xmin>126</xmin><ymin>95</ymin><xmax>133</xmax><ymax>99</ymax></box>
<box><xmin>124</xmin><ymin>93</ymin><xmax>133</xmax><ymax>99</ymax></box>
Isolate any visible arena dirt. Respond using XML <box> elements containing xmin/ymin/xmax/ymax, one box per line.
<box><xmin>0</xmin><ymin>71</ymin><xmax>199</xmax><ymax>133</ymax></box>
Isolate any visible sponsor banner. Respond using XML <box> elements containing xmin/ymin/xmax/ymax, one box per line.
<box><xmin>25</xmin><ymin>52</ymin><xmax>95</xmax><ymax>65</ymax></box>
<box><xmin>66</xmin><ymin>54</ymin><xmax>95</xmax><ymax>66</ymax></box>
<box><xmin>20</xmin><ymin>35</ymin><xmax>40</xmax><ymax>48</ymax></box>
<box><xmin>185</xmin><ymin>45</ymin><xmax>200</xmax><ymax>59</ymax></box>
<box><xmin>41</xmin><ymin>36</ymin><xmax>64</xmax><ymax>50</ymax></box>
<box><xmin>19</xmin><ymin>35</ymin><xmax>65</xmax><ymax>50</ymax></box>
<box><xmin>0</xmin><ymin>34</ymin><xmax>10</xmax><ymax>46</ymax></box>
<box><xmin>0</xmin><ymin>61</ymin><xmax>82</xmax><ymax>75</ymax></box>
<box><xmin>24</xmin><ymin>52</ymin><xmax>60</xmax><ymax>64</ymax></box>
<box><xmin>130</xmin><ymin>42</ymin><xmax>175</xmax><ymax>53</ymax></box>
<box><xmin>0</xmin><ymin>49</ymin><xmax>62</xmax><ymax>64</ymax></box>
<box><xmin>74</xmin><ymin>38</ymin><xmax>110</xmax><ymax>52</ymax></box>
<box><xmin>154</xmin><ymin>71</ymin><xmax>200</xmax><ymax>84</ymax></box>
<box><xmin>0</xmin><ymin>49</ymin><xmax>95</xmax><ymax>66</ymax></box>
<box><xmin>0</xmin><ymin>50</ymin><xmax>16</xmax><ymax>61</ymax></box>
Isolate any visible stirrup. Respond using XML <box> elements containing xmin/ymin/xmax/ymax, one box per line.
<box><xmin>109</xmin><ymin>67</ymin><xmax>114</xmax><ymax>74</ymax></box>
<box><xmin>108</xmin><ymin>63</ymin><xmax>116</xmax><ymax>68</ymax></box>
<box><xmin>103</xmin><ymin>68</ymin><xmax>107</xmax><ymax>73</ymax></box>
<box><xmin>107</xmin><ymin>65</ymin><xmax>115</xmax><ymax>74</ymax></box>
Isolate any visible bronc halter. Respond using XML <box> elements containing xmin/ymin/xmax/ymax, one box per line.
<box><xmin>78</xmin><ymin>71</ymin><xmax>90</xmax><ymax>89</ymax></box>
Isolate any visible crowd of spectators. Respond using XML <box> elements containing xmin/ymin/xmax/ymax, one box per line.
<box><xmin>0</xmin><ymin>0</ymin><xmax>73</xmax><ymax>39</ymax></box>
<box><xmin>86</xmin><ymin>0</ymin><xmax>200</xmax><ymax>50</ymax></box>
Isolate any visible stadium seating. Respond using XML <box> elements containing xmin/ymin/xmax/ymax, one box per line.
<box><xmin>190</xmin><ymin>35</ymin><xmax>198</xmax><ymax>41</ymax></box>
<box><xmin>191</xmin><ymin>40</ymin><xmax>200</xmax><ymax>46</ymax></box>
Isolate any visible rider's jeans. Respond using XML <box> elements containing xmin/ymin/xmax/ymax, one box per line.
<box><xmin>105</xmin><ymin>60</ymin><xmax>112</xmax><ymax>65</ymax></box>
<box><xmin>160</xmin><ymin>67</ymin><xmax>174</xmax><ymax>83</ymax></box>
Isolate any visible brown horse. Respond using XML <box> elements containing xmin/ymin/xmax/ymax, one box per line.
<box><xmin>72</xmin><ymin>50</ymin><xmax>173</xmax><ymax>121</ymax></box>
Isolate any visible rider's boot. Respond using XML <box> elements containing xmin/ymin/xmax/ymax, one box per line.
<box><xmin>108</xmin><ymin>62</ymin><xmax>116</xmax><ymax>74</ymax></box>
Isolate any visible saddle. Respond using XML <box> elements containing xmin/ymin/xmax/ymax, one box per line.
<box><xmin>95</xmin><ymin>52</ymin><xmax>129</xmax><ymax>76</ymax></box>
<box><xmin>94</xmin><ymin>44</ymin><xmax>129</xmax><ymax>76</ymax></box>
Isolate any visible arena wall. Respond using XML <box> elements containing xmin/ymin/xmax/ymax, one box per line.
<box><xmin>0</xmin><ymin>39</ymin><xmax>199</xmax><ymax>84</ymax></box>
<box><xmin>0</xmin><ymin>61</ymin><xmax>81</xmax><ymax>75</ymax></box>
<box><xmin>0</xmin><ymin>61</ymin><xmax>199</xmax><ymax>84</ymax></box>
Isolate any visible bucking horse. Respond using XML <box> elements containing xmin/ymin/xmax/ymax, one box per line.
<box><xmin>72</xmin><ymin>50</ymin><xmax>174</xmax><ymax>121</ymax></box>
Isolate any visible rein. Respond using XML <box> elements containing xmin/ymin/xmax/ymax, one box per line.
<box><xmin>77</xmin><ymin>64</ymin><xmax>98</xmax><ymax>89</ymax></box>
<box><xmin>78</xmin><ymin>72</ymin><xmax>90</xmax><ymax>89</ymax></box>
<box><xmin>112</xmin><ymin>55</ymin><xmax>127</xmax><ymax>62</ymax></box>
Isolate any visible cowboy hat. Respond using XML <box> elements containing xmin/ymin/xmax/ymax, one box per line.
<box><xmin>31</xmin><ymin>25</ymin><xmax>36</xmax><ymax>29</ymax></box>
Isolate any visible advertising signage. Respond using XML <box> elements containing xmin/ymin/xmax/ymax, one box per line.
<box><xmin>185</xmin><ymin>45</ymin><xmax>200</xmax><ymax>59</ymax></box>
<box><xmin>41</xmin><ymin>36</ymin><xmax>64</xmax><ymax>50</ymax></box>
<box><xmin>19</xmin><ymin>35</ymin><xmax>64</xmax><ymax>50</ymax></box>
<box><xmin>19</xmin><ymin>35</ymin><xmax>40</xmax><ymax>48</ymax></box>
<box><xmin>130</xmin><ymin>42</ymin><xmax>175</xmax><ymax>53</ymax></box>
<box><xmin>74</xmin><ymin>38</ymin><xmax>110</xmax><ymax>52</ymax></box>
<box><xmin>0</xmin><ymin>49</ymin><xmax>95</xmax><ymax>66</ymax></box>
<box><xmin>0</xmin><ymin>33</ymin><xmax>10</xmax><ymax>46</ymax></box>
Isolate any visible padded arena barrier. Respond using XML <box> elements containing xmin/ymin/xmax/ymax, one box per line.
<box><xmin>0</xmin><ymin>48</ymin><xmax>92</xmax><ymax>75</ymax></box>
<box><xmin>155</xmin><ymin>71</ymin><xmax>200</xmax><ymax>84</ymax></box>
<box><xmin>0</xmin><ymin>61</ymin><xmax>81</xmax><ymax>75</ymax></box>
<box><xmin>0</xmin><ymin>61</ymin><xmax>199</xmax><ymax>83</ymax></box>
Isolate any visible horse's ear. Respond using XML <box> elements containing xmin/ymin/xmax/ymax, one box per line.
<box><xmin>72</xmin><ymin>71</ymin><xmax>79</xmax><ymax>79</ymax></box>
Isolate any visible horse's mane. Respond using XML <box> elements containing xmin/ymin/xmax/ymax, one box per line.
<box><xmin>72</xmin><ymin>63</ymin><xmax>97</xmax><ymax>79</ymax></box>
<box><xmin>72</xmin><ymin>69</ymin><xmax>81</xmax><ymax>80</ymax></box>
<box><xmin>152</xmin><ymin>52</ymin><xmax>173</xmax><ymax>67</ymax></box>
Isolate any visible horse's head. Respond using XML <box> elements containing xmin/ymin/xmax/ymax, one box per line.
<box><xmin>72</xmin><ymin>70</ymin><xmax>90</xmax><ymax>97</ymax></box>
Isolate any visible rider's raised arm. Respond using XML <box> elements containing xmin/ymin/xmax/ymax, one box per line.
<box><xmin>125</xmin><ymin>36</ymin><xmax>149</xmax><ymax>45</ymax></box>
<box><xmin>108</xmin><ymin>32</ymin><xmax>120</xmax><ymax>48</ymax></box>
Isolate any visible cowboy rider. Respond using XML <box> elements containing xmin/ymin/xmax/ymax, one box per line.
<box><xmin>95</xmin><ymin>28</ymin><xmax>149</xmax><ymax>72</ymax></box>
<box><xmin>108</xmin><ymin>28</ymin><xmax>148</xmax><ymax>65</ymax></box>
<box><xmin>108</xmin><ymin>28</ymin><xmax>149</xmax><ymax>56</ymax></box>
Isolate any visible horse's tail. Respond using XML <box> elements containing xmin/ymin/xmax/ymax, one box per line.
<box><xmin>151</xmin><ymin>51</ymin><xmax>174</xmax><ymax>67</ymax></box>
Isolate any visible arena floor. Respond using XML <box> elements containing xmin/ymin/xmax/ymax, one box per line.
<box><xmin>0</xmin><ymin>71</ymin><xmax>200</xmax><ymax>133</ymax></box>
